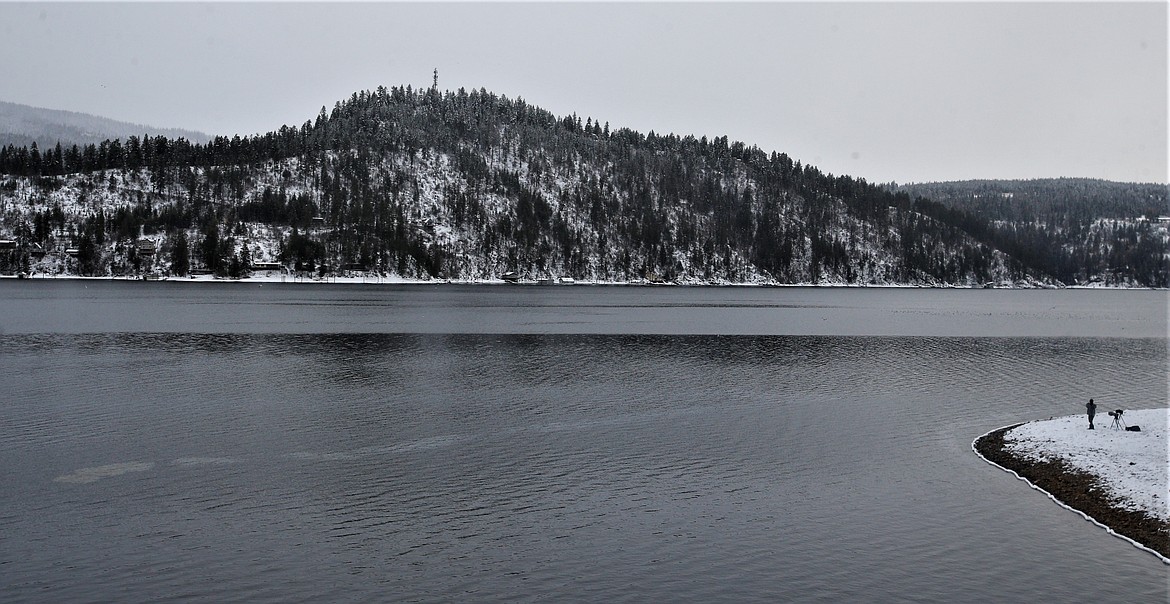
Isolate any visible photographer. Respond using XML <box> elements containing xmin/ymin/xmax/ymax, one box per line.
<box><xmin>1086</xmin><ymin>398</ymin><xmax>1097</xmax><ymax>430</ymax></box>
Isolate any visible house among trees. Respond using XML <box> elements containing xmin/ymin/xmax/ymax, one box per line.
<box><xmin>136</xmin><ymin>239</ymin><xmax>156</xmax><ymax>256</ymax></box>
<box><xmin>250</xmin><ymin>261</ymin><xmax>283</xmax><ymax>272</ymax></box>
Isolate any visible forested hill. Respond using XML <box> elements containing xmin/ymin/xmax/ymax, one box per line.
<box><xmin>0</xmin><ymin>85</ymin><xmax>1165</xmax><ymax>286</ymax></box>
<box><xmin>893</xmin><ymin>179</ymin><xmax>1166</xmax><ymax>222</ymax></box>
<box><xmin>892</xmin><ymin>179</ymin><xmax>1168</xmax><ymax>287</ymax></box>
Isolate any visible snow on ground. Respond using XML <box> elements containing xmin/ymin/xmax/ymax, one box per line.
<box><xmin>1003</xmin><ymin>408</ymin><xmax>1169</xmax><ymax>521</ymax></box>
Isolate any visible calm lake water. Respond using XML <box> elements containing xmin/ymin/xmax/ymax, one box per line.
<box><xmin>1</xmin><ymin>281</ymin><xmax>1166</xmax><ymax>602</ymax></box>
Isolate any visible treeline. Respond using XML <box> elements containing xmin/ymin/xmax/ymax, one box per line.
<box><xmin>894</xmin><ymin>179</ymin><xmax>1166</xmax><ymax>223</ymax></box>
<box><xmin>0</xmin><ymin>132</ymin><xmax>289</xmax><ymax>179</ymax></box>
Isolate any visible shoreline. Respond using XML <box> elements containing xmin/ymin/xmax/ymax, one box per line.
<box><xmin>0</xmin><ymin>272</ymin><xmax>1162</xmax><ymax>290</ymax></box>
<box><xmin>973</xmin><ymin>424</ymin><xmax>1169</xmax><ymax>562</ymax></box>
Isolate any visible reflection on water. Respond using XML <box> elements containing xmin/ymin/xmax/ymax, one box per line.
<box><xmin>2</xmin><ymin>326</ymin><xmax>1166</xmax><ymax>602</ymax></box>
<box><xmin>0</xmin><ymin>281</ymin><xmax>1165</xmax><ymax>337</ymax></box>
<box><xmin>53</xmin><ymin>461</ymin><xmax>156</xmax><ymax>484</ymax></box>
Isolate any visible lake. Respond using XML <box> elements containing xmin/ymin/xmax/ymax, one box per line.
<box><xmin>1</xmin><ymin>281</ymin><xmax>1166</xmax><ymax>602</ymax></box>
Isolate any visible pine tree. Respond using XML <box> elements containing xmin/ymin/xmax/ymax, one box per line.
<box><xmin>170</xmin><ymin>231</ymin><xmax>190</xmax><ymax>276</ymax></box>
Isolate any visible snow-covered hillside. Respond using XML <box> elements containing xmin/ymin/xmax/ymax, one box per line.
<box><xmin>0</xmin><ymin>85</ymin><xmax>1128</xmax><ymax>286</ymax></box>
<box><xmin>0</xmin><ymin>150</ymin><xmax>1037</xmax><ymax>286</ymax></box>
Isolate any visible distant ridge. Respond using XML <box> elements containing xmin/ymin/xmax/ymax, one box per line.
<box><xmin>892</xmin><ymin>178</ymin><xmax>1168</xmax><ymax>221</ymax></box>
<box><xmin>0</xmin><ymin>100</ymin><xmax>211</xmax><ymax>148</ymax></box>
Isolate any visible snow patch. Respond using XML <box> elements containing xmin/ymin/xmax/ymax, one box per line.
<box><xmin>1002</xmin><ymin>408</ymin><xmax>1168</xmax><ymax>521</ymax></box>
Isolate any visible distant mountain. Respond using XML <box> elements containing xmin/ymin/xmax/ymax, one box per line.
<box><xmin>0</xmin><ymin>101</ymin><xmax>211</xmax><ymax>148</ymax></box>
<box><xmin>0</xmin><ymin>86</ymin><xmax>1164</xmax><ymax>287</ymax></box>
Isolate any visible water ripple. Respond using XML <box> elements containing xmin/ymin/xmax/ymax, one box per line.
<box><xmin>1</xmin><ymin>326</ymin><xmax>1165</xmax><ymax>603</ymax></box>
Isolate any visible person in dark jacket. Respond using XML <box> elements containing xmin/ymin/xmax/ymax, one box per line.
<box><xmin>1086</xmin><ymin>398</ymin><xmax>1097</xmax><ymax>430</ymax></box>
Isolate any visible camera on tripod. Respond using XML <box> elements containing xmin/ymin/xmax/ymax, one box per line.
<box><xmin>1108</xmin><ymin>409</ymin><xmax>1124</xmax><ymax>419</ymax></box>
<box><xmin>1108</xmin><ymin>409</ymin><xmax>1126</xmax><ymax>429</ymax></box>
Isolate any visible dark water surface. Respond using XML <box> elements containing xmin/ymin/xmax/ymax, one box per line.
<box><xmin>1</xmin><ymin>282</ymin><xmax>1166</xmax><ymax>602</ymax></box>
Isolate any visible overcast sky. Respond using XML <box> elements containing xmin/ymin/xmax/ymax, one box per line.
<box><xmin>1</xmin><ymin>2</ymin><xmax>1165</xmax><ymax>184</ymax></box>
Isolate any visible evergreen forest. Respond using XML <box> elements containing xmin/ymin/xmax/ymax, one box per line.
<box><xmin>0</xmin><ymin>84</ymin><xmax>1166</xmax><ymax>287</ymax></box>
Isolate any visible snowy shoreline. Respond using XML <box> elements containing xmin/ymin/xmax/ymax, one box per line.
<box><xmin>974</xmin><ymin>409</ymin><xmax>1169</xmax><ymax>562</ymax></box>
<box><xmin>1</xmin><ymin>272</ymin><xmax>1162</xmax><ymax>290</ymax></box>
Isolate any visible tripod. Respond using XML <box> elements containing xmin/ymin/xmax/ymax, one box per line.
<box><xmin>1110</xmin><ymin>411</ymin><xmax>1126</xmax><ymax>429</ymax></box>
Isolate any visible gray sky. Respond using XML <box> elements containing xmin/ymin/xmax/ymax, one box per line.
<box><xmin>1</xmin><ymin>2</ymin><xmax>1165</xmax><ymax>184</ymax></box>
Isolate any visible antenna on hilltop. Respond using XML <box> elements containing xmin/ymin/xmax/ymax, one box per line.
<box><xmin>433</xmin><ymin>68</ymin><xmax>438</xmax><ymax>91</ymax></box>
